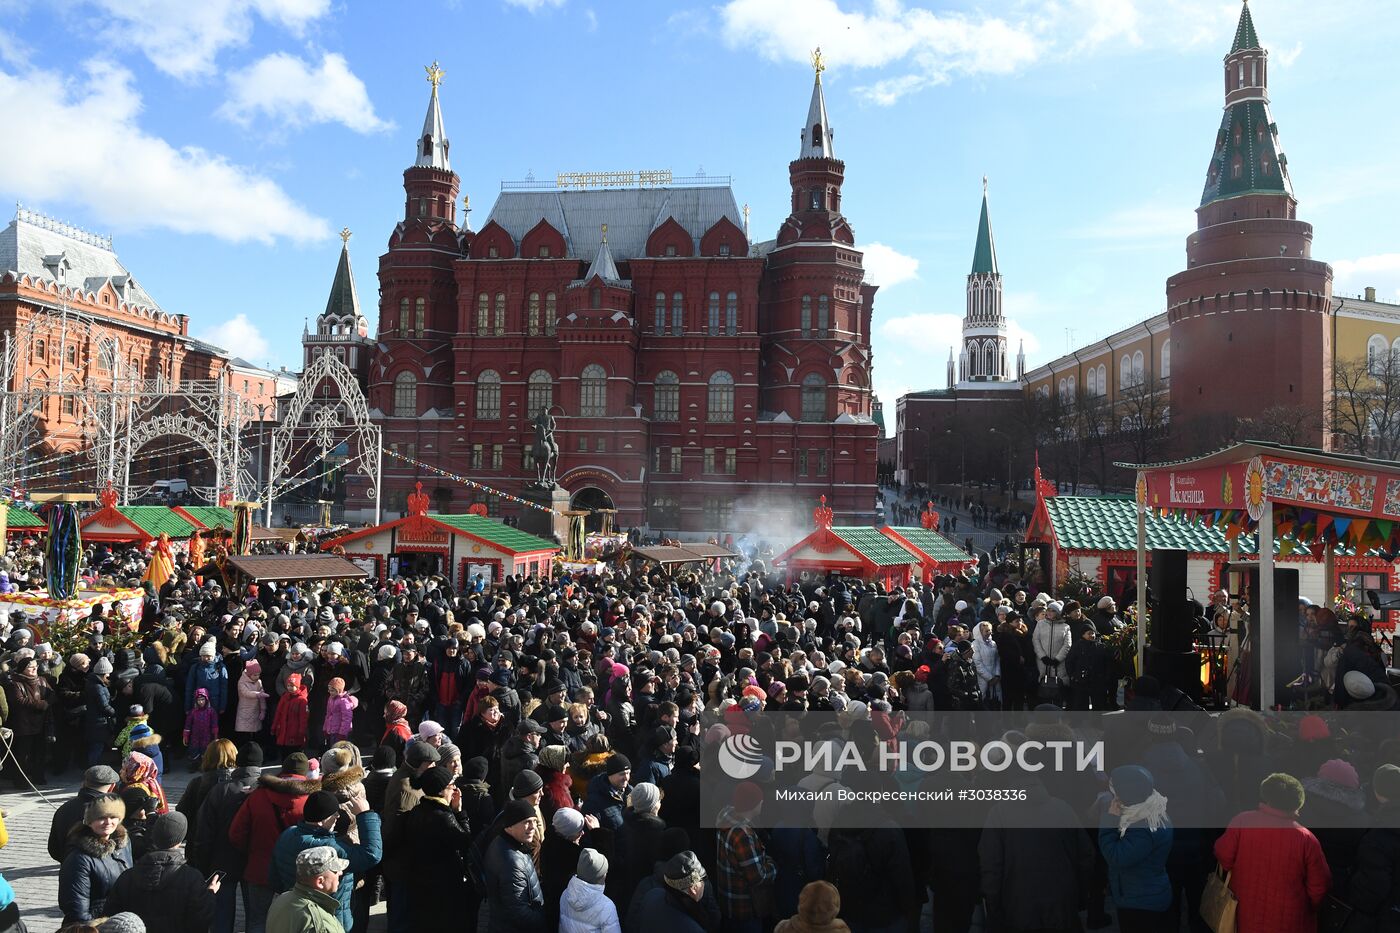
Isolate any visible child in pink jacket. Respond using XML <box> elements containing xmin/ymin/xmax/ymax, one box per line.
<box><xmin>322</xmin><ymin>676</ymin><xmax>357</xmax><ymax>745</ymax></box>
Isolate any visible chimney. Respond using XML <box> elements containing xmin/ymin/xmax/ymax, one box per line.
<box><xmin>1365</xmin><ymin>286</ymin><xmax>1377</xmax><ymax>302</ymax></box>
<box><xmin>178</xmin><ymin>313</ymin><xmax>189</xmax><ymax>335</ymax></box>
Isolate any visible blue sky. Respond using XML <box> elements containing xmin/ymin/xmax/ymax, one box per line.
<box><xmin>1</xmin><ymin>0</ymin><xmax>1396</xmax><ymax>436</ymax></box>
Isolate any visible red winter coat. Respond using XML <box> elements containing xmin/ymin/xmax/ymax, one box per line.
<box><xmin>272</xmin><ymin>678</ymin><xmax>309</xmax><ymax>748</ymax></box>
<box><xmin>1214</xmin><ymin>805</ymin><xmax>1331</xmax><ymax>933</ymax></box>
<box><xmin>540</xmin><ymin>767</ymin><xmax>575</xmax><ymax>823</ymax></box>
<box><xmin>228</xmin><ymin>771</ymin><xmax>320</xmax><ymax>886</ymax></box>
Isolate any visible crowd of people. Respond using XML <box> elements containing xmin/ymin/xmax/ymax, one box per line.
<box><xmin>0</xmin><ymin>532</ymin><xmax>1398</xmax><ymax>933</ymax></box>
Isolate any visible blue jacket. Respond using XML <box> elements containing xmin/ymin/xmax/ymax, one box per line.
<box><xmin>582</xmin><ymin>773</ymin><xmax>628</xmax><ymax>833</ymax></box>
<box><xmin>270</xmin><ymin>811</ymin><xmax>383</xmax><ymax>931</ymax></box>
<box><xmin>1098</xmin><ymin>817</ymin><xmax>1173</xmax><ymax>911</ymax></box>
<box><xmin>185</xmin><ymin>659</ymin><xmax>228</xmax><ymax>713</ymax></box>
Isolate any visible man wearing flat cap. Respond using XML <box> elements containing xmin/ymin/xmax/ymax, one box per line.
<box><xmin>267</xmin><ymin>846</ymin><xmax>349</xmax><ymax>933</ymax></box>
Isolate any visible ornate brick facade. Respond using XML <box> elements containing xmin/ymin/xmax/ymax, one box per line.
<box><xmin>363</xmin><ymin>65</ymin><xmax>880</xmax><ymax>533</ymax></box>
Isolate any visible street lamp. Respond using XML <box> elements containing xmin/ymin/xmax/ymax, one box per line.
<box><xmin>944</xmin><ymin>429</ymin><xmax>966</xmax><ymax>502</ymax></box>
<box><xmin>905</xmin><ymin>426</ymin><xmax>935</xmax><ymax>496</ymax></box>
<box><xmin>989</xmin><ymin>427</ymin><xmax>1014</xmax><ymax>509</ymax></box>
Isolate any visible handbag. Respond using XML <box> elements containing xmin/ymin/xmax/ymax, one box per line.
<box><xmin>1037</xmin><ymin>661</ymin><xmax>1061</xmax><ymax>701</ymax></box>
<box><xmin>1200</xmin><ymin>864</ymin><xmax>1238</xmax><ymax>933</ymax></box>
<box><xmin>1319</xmin><ymin>895</ymin><xmax>1357</xmax><ymax>933</ymax></box>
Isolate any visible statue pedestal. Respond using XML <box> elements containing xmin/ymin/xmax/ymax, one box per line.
<box><xmin>519</xmin><ymin>485</ymin><xmax>571</xmax><ymax>545</ymax></box>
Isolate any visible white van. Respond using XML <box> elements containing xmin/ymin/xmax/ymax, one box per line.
<box><xmin>152</xmin><ymin>479</ymin><xmax>190</xmax><ymax>501</ymax></box>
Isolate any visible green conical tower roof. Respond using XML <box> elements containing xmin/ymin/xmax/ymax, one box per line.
<box><xmin>1231</xmin><ymin>1</ymin><xmax>1260</xmax><ymax>52</ymax></box>
<box><xmin>971</xmin><ymin>180</ymin><xmax>998</xmax><ymax>276</ymax></box>
<box><xmin>322</xmin><ymin>232</ymin><xmax>361</xmax><ymax>321</ymax></box>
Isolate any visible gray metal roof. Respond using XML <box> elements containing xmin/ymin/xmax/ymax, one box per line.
<box><xmin>484</xmin><ymin>186</ymin><xmax>741</xmax><ymax>261</ymax></box>
<box><xmin>800</xmin><ymin>75</ymin><xmax>835</xmax><ymax>159</ymax></box>
<box><xmin>415</xmin><ymin>84</ymin><xmax>450</xmax><ymax>170</ymax></box>
<box><xmin>584</xmin><ymin>237</ymin><xmax>622</xmax><ymax>284</ymax></box>
<box><xmin>0</xmin><ymin>210</ymin><xmax>162</xmax><ymax>312</ymax></box>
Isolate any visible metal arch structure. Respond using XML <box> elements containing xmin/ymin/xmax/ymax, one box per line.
<box><xmin>266</xmin><ymin>349</ymin><xmax>381</xmax><ymax>526</ymax></box>
<box><xmin>0</xmin><ymin>308</ymin><xmax>253</xmax><ymax>503</ymax></box>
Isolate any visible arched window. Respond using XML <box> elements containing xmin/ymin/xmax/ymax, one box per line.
<box><xmin>34</xmin><ymin>339</ymin><xmax>44</xmax><ymax>361</ymax></box>
<box><xmin>654</xmin><ymin>292</ymin><xmax>666</xmax><ymax>335</ymax></box>
<box><xmin>528</xmin><ymin>293</ymin><xmax>541</xmax><ymax>336</ymax></box>
<box><xmin>801</xmin><ymin>373</ymin><xmax>826</xmax><ymax>422</ymax></box>
<box><xmin>1132</xmin><ymin>350</ymin><xmax>1145</xmax><ymax>385</ymax></box>
<box><xmin>398</xmin><ymin>297</ymin><xmax>409</xmax><ymax>336</ymax></box>
<box><xmin>817</xmin><ymin>295</ymin><xmax>829</xmax><ymax>338</ymax></box>
<box><xmin>580</xmin><ymin>364</ymin><xmax>607</xmax><ymax>416</ymax></box>
<box><xmin>654</xmin><ymin>371</ymin><xmax>679</xmax><ymax>421</ymax></box>
<box><xmin>590</xmin><ymin>287</ymin><xmax>601</xmax><ymax>309</ymax></box>
<box><xmin>476</xmin><ymin>370</ymin><xmax>501</xmax><ymax>419</ymax></box>
<box><xmin>1097</xmin><ymin>364</ymin><xmax>1107</xmax><ymax>396</ymax></box>
<box><xmin>494</xmin><ymin>293</ymin><xmax>506</xmax><ymax>336</ymax></box>
<box><xmin>65</xmin><ymin>345</ymin><xmax>77</xmax><ymax>366</ymax></box>
<box><xmin>527</xmin><ymin>370</ymin><xmax>553</xmax><ymax>417</ymax></box>
<box><xmin>414</xmin><ymin>298</ymin><xmax>425</xmax><ymax>337</ymax></box>
<box><xmin>545</xmin><ymin>293</ymin><xmax>557</xmax><ymax>335</ymax></box>
<box><xmin>707</xmin><ymin>370</ymin><xmax>734</xmax><ymax>422</ymax></box>
<box><xmin>671</xmin><ymin>292</ymin><xmax>684</xmax><ymax>335</ymax></box>
<box><xmin>725</xmin><ymin>292</ymin><xmax>738</xmax><ymax>335</ymax></box>
<box><xmin>708</xmin><ymin>292</ymin><xmax>720</xmax><ymax>336</ymax></box>
<box><xmin>1370</xmin><ymin>335</ymin><xmax>1390</xmax><ymax>375</ymax></box>
<box><xmin>393</xmin><ymin>372</ymin><xmax>417</xmax><ymax>417</ymax></box>
<box><xmin>477</xmin><ymin>294</ymin><xmax>489</xmax><ymax>336</ymax></box>
<box><xmin>1120</xmin><ymin>355</ymin><xmax>1131</xmax><ymax>388</ymax></box>
<box><xmin>1086</xmin><ymin>367</ymin><xmax>1098</xmax><ymax>397</ymax></box>
<box><xmin>801</xmin><ymin>296</ymin><xmax>812</xmax><ymax>337</ymax></box>
<box><xmin>1160</xmin><ymin>340</ymin><xmax>1171</xmax><ymax>379</ymax></box>
<box><xmin>1067</xmin><ymin>375</ymin><xmax>1076</xmax><ymax>398</ymax></box>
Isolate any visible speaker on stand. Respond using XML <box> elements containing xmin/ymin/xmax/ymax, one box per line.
<box><xmin>1144</xmin><ymin>548</ymin><xmax>1204</xmax><ymax>702</ymax></box>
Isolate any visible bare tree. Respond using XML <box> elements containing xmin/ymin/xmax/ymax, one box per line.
<box><xmin>1333</xmin><ymin>355</ymin><xmax>1400</xmax><ymax>460</ymax></box>
<box><xmin>1117</xmin><ymin>377</ymin><xmax>1170</xmax><ymax>464</ymax></box>
<box><xmin>1236</xmin><ymin>404</ymin><xmax>1323</xmax><ymax>448</ymax></box>
<box><xmin>1074</xmin><ymin>388</ymin><xmax>1112</xmax><ymax>491</ymax></box>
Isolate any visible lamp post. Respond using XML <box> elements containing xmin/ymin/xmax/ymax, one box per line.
<box><xmin>989</xmin><ymin>427</ymin><xmax>1014</xmax><ymax>509</ymax></box>
<box><xmin>944</xmin><ymin>429</ymin><xmax>966</xmax><ymax>504</ymax></box>
<box><xmin>905</xmin><ymin>426</ymin><xmax>935</xmax><ymax>498</ymax></box>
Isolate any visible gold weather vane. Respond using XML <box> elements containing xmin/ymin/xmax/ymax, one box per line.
<box><xmin>339</xmin><ymin>227</ymin><xmax>352</xmax><ymax>245</ymax></box>
<box><xmin>811</xmin><ymin>47</ymin><xmax>826</xmax><ymax>80</ymax></box>
<box><xmin>425</xmin><ymin>61</ymin><xmax>445</xmax><ymax>88</ymax></box>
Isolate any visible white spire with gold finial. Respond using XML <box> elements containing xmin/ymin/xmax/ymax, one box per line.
<box><xmin>415</xmin><ymin>61</ymin><xmax>450</xmax><ymax>170</ymax></box>
<box><xmin>800</xmin><ymin>46</ymin><xmax>834</xmax><ymax>160</ymax></box>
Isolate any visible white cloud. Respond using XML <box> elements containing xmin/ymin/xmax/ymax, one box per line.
<box><xmin>584</xmin><ymin>8</ymin><xmax>598</xmax><ymax>31</ymax></box>
<box><xmin>861</xmin><ymin>242</ymin><xmax>920</xmax><ymax>288</ymax></box>
<box><xmin>198</xmin><ymin>313</ymin><xmax>269</xmax><ymax>360</ymax></box>
<box><xmin>1068</xmin><ymin>204</ymin><xmax>1195</xmax><ymax>244</ymax></box>
<box><xmin>1333</xmin><ymin>254</ymin><xmax>1400</xmax><ymax>302</ymax></box>
<box><xmin>504</xmin><ymin>0</ymin><xmax>565</xmax><ymax>11</ymax></box>
<box><xmin>0</xmin><ymin>59</ymin><xmax>330</xmax><ymax>244</ymax></box>
<box><xmin>1268</xmin><ymin>40</ymin><xmax>1304</xmax><ymax>67</ymax></box>
<box><xmin>87</xmin><ymin>0</ymin><xmax>332</xmax><ymax>79</ymax></box>
<box><xmin>717</xmin><ymin>0</ymin><xmax>1250</xmax><ymax>104</ymax></box>
<box><xmin>221</xmin><ymin>52</ymin><xmax>393</xmax><ymax>133</ymax></box>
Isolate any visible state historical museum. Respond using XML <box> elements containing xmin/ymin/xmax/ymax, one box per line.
<box><xmin>366</xmin><ymin>62</ymin><xmax>879</xmax><ymax>534</ymax></box>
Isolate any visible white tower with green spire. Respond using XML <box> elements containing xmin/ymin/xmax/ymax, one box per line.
<box><xmin>955</xmin><ymin>179</ymin><xmax>1014</xmax><ymax>388</ymax></box>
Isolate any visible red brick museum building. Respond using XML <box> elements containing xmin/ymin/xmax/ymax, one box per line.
<box><xmin>363</xmin><ymin>66</ymin><xmax>880</xmax><ymax>534</ymax></box>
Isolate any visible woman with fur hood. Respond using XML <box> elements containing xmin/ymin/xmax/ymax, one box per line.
<box><xmin>774</xmin><ymin>881</ymin><xmax>851</xmax><ymax>933</ymax></box>
<box><xmin>320</xmin><ymin>742</ymin><xmax>368</xmax><ymax>844</ymax></box>
<box><xmin>58</xmin><ymin>794</ymin><xmax>134</xmax><ymax>923</ymax></box>
<box><xmin>228</xmin><ymin>752</ymin><xmax>320</xmax><ymax>930</ymax></box>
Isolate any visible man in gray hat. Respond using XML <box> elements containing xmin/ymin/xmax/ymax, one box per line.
<box><xmin>267</xmin><ymin>846</ymin><xmax>349</xmax><ymax>933</ymax></box>
<box><xmin>47</xmin><ymin>765</ymin><xmax>119</xmax><ymax>861</ymax></box>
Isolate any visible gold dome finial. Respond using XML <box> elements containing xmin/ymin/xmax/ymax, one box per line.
<box><xmin>425</xmin><ymin>61</ymin><xmax>445</xmax><ymax>88</ymax></box>
<box><xmin>339</xmin><ymin>226</ymin><xmax>352</xmax><ymax>245</ymax></box>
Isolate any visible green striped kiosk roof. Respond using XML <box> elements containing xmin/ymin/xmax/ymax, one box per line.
<box><xmin>177</xmin><ymin>506</ymin><xmax>235</xmax><ymax>529</ymax></box>
<box><xmin>5</xmin><ymin>505</ymin><xmax>45</xmax><ymax>528</ymax></box>
<box><xmin>1043</xmin><ymin>496</ymin><xmax>1272</xmax><ymax>555</ymax></box>
<box><xmin>429</xmin><ymin>514</ymin><xmax>559</xmax><ymax>553</ymax></box>
<box><xmin>832</xmin><ymin>526</ymin><xmax>921</xmax><ymax>566</ymax></box>
<box><xmin>888</xmin><ymin>526</ymin><xmax>971</xmax><ymax>563</ymax></box>
<box><xmin>114</xmin><ymin>506</ymin><xmax>200</xmax><ymax>539</ymax></box>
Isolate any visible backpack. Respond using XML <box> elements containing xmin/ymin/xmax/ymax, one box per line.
<box><xmin>825</xmin><ymin>829</ymin><xmax>874</xmax><ymax>894</ymax></box>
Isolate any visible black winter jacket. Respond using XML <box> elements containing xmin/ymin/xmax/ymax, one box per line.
<box><xmin>105</xmin><ymin>847</ymin><xmax>216</xmax><ymax>933</ymax></box>
<box><xmin>403</xmin><ymin>797</ymin><xmax>474</xmax><ymax>923</ymax></box>
<box><xmin>47</xmin><ymin>786</ymin><xmax>109</xmax><ymax>862</ymax></box>
<box><xmin>58</xmin><ymin>824</ymin><xmax>133</xmax><ymax>922</ymax></box>
<box><xmin>483</xmin><ymin>832</ymin><xmax>546</xmax><ymax>933</ymax></box>
<box><xmin>1347</xmin><ymin>804</ymin><xmax>1400</xmax><ymax>931</ymax></box>
<box><xmin>191</xmin><ymin>765</ymin><xmax>259</xmax><ymax>875</ymax></box>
